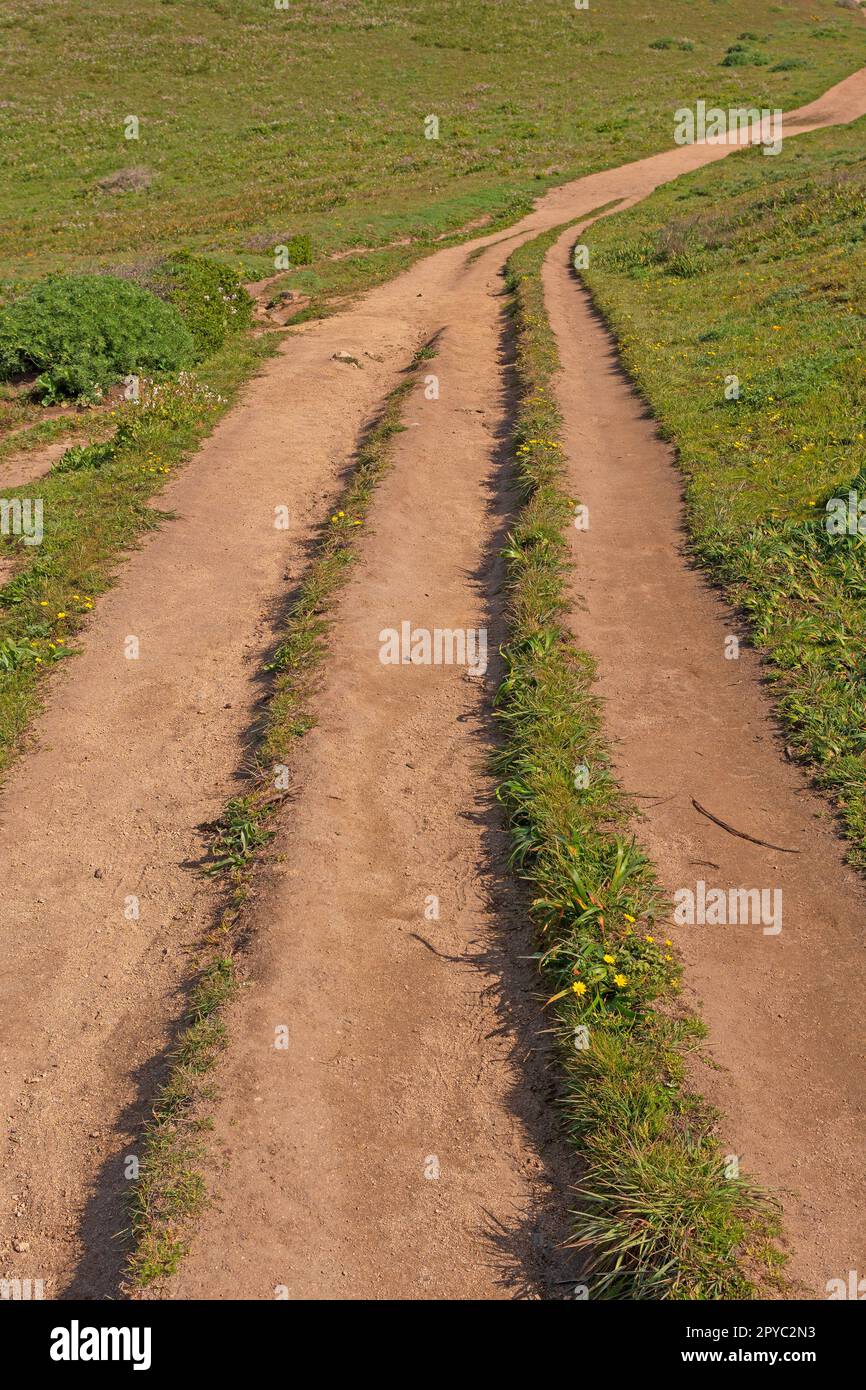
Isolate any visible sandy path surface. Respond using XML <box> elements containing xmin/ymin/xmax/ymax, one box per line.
<box><xmin>1</xmin><ymin>63</ymin><xmax>865</xmax><ymax>1299</ymax></box>
<box><xmin>1</xmin><ymin>436</ymin><xmax>77</xmax><ymax>488</ymax></box>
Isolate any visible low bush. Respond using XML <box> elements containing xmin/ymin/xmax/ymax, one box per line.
<box><xmin>148</xmin><ymin>252</ymin><xmax>252</xmax><ymax>357</ymax></box>
<box><xmin>0</xmin><ymin>274</ymin><xmax>194</xmax><ymax>402</ymax></box>
<box><xmin>649</xmin><ymin>36</ymin><xmax>694</xmax><ymax>51</ymax></box>
<box><xmin>284</xmin><ymin>233</ymin><xmax>313</xmax><ymax>267</ymax></box>
<box><xmin>721</xmin><ymin>43</ymin><xmax>769</xmax><ymax>66</ymax></box>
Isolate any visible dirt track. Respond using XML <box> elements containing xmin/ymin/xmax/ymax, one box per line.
<box><xmin>1</xmin><ymin>65</ymin><xmax>866</xmax><ymax>1298</ymax></box>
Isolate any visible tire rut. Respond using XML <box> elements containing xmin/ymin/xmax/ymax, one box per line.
<box><xmin>1</xmin><ymin>63</ymin><xmax>865</xmax><ymax>1298</ymax></box>
<box><xmin>544</xmin><ymin>228</ymin><xmax>866</xmax><ymax>1297</ymax></box>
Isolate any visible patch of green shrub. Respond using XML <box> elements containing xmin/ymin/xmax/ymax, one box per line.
<box><xmin>649</xmin><ymin>36</ymin><xmax>694</xmax><ymax>51</ymax></box>
<box><xmin>284</xmin><ymin>234</ymin><xmax>313</xmax><ymax>267</ymax></box>
<box><xmin>149</xmin><ymin>251</ymin><xmax>252</xmax><ymax>357</ymax></box>
<box><xmin>721</xmin><ymin>43</ymin><xmax>769</xmax><ymax>66</ymax></box>
<box><xmin>0</xmin><ymin>274</ymin><xmax>195</xmax><ymax>402</ymax></box>
<box><xmin>54</xmin><ymin>438</ymin><xmax>117</xmax><ymax>473</ymax></box>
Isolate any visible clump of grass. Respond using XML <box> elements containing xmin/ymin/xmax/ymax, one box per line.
<box><xmin>649</xmin><ymin>37</ymin><xmax>694</xmax><ymax>52</ymax></box>
<box><xmin>721</xmin><ymin>42</ymin><xmax>769</xmax><ymax>67</ymax></box>
<box><xmin>124</xmin><ymin>340</ymin><xmax>438</xmax><ymax>1291</ymax></box>
<box><xmin>495</xmin><ymin>224</ymin><xmax>782</xmax><ymax>1299</ymax></box>
<box><xmin>204</xmin><ymin>797</ymin><xmax>274</xmax><ymax>875</ymax></box>
<box><xmin>128</xmin><ymin>957</ymin><xmax>234</xmax><ymax>1286</ymax></box>
<box><xmin>284</xmin><ymin>233</ymin><xmax>313</xmax><ymax>267</ymax></box>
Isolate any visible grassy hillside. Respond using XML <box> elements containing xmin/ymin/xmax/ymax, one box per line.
<box><xmin>1</xmin><ymin>0</ymin><xmax>865</xmax><ymax>289</ymax></box>
<box><xmin>581</xmin><ymin>113</ymin><xmax>866</xmax><ymax>865</ymax></box>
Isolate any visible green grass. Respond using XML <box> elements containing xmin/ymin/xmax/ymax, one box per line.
<box><xmin>2</xmin><ymin>0</ymin><xmax>864</xmax><ymax>290</ymax></box>
<box><xmin>125</xmin><ymin>341</ymin><xmax>436</xmax><ymax>1290</ymax></box>
<box><xmin>0</xmin><ymin>405</ymin><xmax>106</xmax><ymax>462</ymax></box>
<box><xmin>495</xmin><ymin>225</ymin><xmax>782</xmax><ymax>1299</ymax></box>
<box><xmin>580</xmin><ymin>114</ymin><xmax>866</xmax><ymax>867</ymax></box>
<box><xmin>127</xmin><ymin>956</ymin><xmax>235</xmax><ymax>1286</ymax></box>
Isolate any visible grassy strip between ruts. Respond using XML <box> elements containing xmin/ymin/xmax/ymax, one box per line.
<box><xmin>494</xmin><ymin>224</ymin><xmax>783</xmax><ymax>1299</ymax></box>
<box><xmin>125</xmin><ymin>340</ymin><xmax>437</xmax><ymax>1291</ymax></box>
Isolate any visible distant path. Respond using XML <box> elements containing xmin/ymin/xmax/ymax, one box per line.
<box><xmin>0</xmin><ymin>63</ymin><xmax>864</xmax><ymax>1298</ymax></box>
